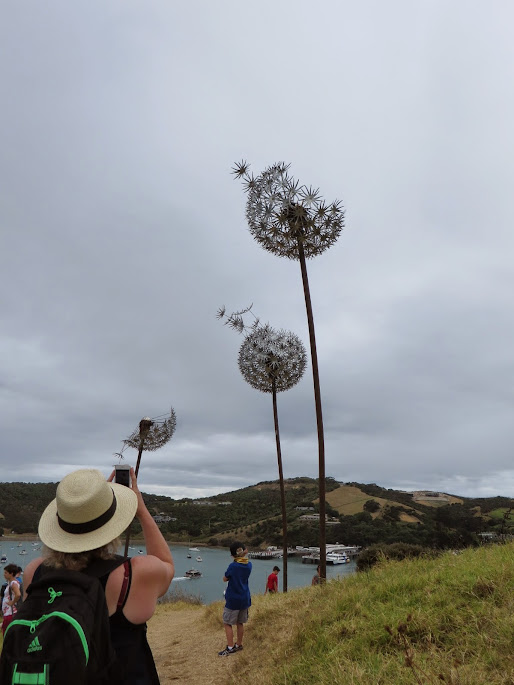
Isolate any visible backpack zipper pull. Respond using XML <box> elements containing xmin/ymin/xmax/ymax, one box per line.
<box><xmin>47</xmin><ymin>587</ymin><xmax>63</xmax><ymax>604</ymax></box>
<box><xmin>28</xmin><ymin>613</ymin><xmax>50</xmax><ymax>633</ymax></box>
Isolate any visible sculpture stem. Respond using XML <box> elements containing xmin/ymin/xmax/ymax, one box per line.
<box><xmin>124</xmin><ymin>436</ymin><xmax>146</xmax><ymax>559</ymax></box>
<box><xmin>297</xmin><ymin>238</ymin><xmax>326</xmax><ymax>583</ymax></box>
<box><xmin>272</xmin><ymin>379</ymin><xmax>288</xmax><ymax>592</ymax></box>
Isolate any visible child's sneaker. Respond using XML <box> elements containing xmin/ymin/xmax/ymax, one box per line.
<box><xmin>218</xmin><ymin>645</ymin><xmax>237</xmax><ymax>656</ymax></box>
<box><xmin>233</xmin><ymin>644</ymin><xmax>244</xmax><ymax>651</ymax></box>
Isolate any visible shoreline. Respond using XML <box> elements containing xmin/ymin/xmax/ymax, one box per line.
<box><xmin>0</xmin><ymin>535</ymin><xmax>227</xmax><ymax>551</ymax></box>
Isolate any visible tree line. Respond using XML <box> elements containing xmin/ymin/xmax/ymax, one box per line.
<box><xmin>0</xmin><ymin>478</ymin><xmax>511</xmax><ymax>552</ymax></box>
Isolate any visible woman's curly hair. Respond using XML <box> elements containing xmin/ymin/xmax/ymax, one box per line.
<box><xmin>42</xmin><ymin>537</ymin><xmax>121</xmax><ymax>571</ymax></box>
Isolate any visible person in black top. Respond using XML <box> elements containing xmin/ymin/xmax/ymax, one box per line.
<box><xmin>23</xmin><ymin>467</ymin><xmax>174</xmax><ymax>684</ymax></box>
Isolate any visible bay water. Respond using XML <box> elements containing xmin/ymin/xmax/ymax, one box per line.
<box><xmin>0</xmin><ymin>540</ymin><xmax>356</xmax><ymax>605</ymax></box>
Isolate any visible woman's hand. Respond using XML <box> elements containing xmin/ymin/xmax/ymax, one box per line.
<box><xmin>108</xmin><ymin>467</ymin><xmax>146</xmax><ymax>517</ymax></box>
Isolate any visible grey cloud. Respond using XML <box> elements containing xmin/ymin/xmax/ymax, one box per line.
<box><xmin>1</xmin><ymin>1</ymin><xmax>513</xmax><ymax>500</ymax></box>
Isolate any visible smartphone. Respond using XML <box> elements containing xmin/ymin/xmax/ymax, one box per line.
<box><xmin>114</xmin><ymin>465</ymin><xmax>131</xmax><ymax>487</ymax></box>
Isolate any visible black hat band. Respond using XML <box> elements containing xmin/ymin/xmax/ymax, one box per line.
<box><xmin>57</xmin><ymin>491</ymin><xmax>117</xmax><ymax>535</ymax></box>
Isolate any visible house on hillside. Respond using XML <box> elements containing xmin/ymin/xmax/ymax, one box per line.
<box><xmin>152</xmin><ymin>515</ymin><xmax>176</xmax><ymax>523</ymax></box>
<box><xmin>299</xmin><ymin>514</ymin><xmax>339</xmax><ymax>525</ymax></box>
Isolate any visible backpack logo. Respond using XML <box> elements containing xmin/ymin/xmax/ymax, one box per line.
<box><xmin>27</xmin><ymin>636</ymin><xmax>43</xmax><ymax>653</ymax></box>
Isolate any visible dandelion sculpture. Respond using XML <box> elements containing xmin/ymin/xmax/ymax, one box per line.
<box><xmin>119</xmin><ymin>408</ymin><xmax>177</xmax><ymax>557</ymax></box>
<box><xmin>233</xmin><ymin>162</ymin><xmax>345</xmax><ymax>581</ymax></box>
<box><xmin>219</xmin><ymin>307</ymin><xmax>307</xmax><ymax>591</ymax></box>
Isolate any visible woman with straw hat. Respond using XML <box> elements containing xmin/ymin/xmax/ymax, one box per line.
<box><xmin>22</xmin><ymin>467</ymin><xmax>174</xmax><ymax>684</ymax></box>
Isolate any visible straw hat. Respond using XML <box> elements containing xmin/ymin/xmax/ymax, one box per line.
<box><xmin>39</xmin><ymin>469</ymin><xmax>138</xmax><ymax>553</ymax></box>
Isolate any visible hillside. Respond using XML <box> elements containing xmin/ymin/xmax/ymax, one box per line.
<box><xmin>196</xmin><ymin>541</ymin><xmax>513</xmax><ymax>684</ymax></box>
<box><xmin>0</xmin><ymin>478</ymin><xmax>512</xmax><ymax>551</ymax></box>
<box><xmin>144</xmin><ymin>543</ymin><xmax>514</xmax><ymax>683</ymax></box>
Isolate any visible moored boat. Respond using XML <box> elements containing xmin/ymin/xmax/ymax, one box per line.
<box><xmin>326</xmin><ymin>552</ymin><xmax>349</xmax><ymax>565</ymax></box>
<box><xmin>248</xmin><ymin>551</ymin><xmax>281</xmax><ymax>559</ymax></box>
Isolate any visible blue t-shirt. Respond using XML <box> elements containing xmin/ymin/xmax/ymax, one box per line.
<box><xmin>224</xmin><ymin>560</ymin><xmax>252</xmax><ymax>610</ymax></box>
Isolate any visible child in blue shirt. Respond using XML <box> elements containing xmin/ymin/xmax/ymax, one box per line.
<box><xmin>218</xmin><ymin>541</ymin><xmax>252</xmax><ymax>656</ymax></box>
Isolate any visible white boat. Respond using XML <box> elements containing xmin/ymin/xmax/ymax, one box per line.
<box><xmin>186</xmin><ymin>554</ymin><xmax>191</xmax><ymax>559</ymax></box>
<box><xmin>248</xmin><ymin>550</ymin><xmax>281</xmax><ymax>559</ymax></box>
<box><xmin>0</xmin><ymin>555</ymin><xmax>7</xmax><ymax>564</ymax></box>
<box><xmin>19</xmin><ymin>550</ymin><xmax>27</xmax><ymax>555</ymax></box>
<box><xmin>326</xmin><ymin>553</ymin><xmax>349</xmax><ymax>565</ymax></box>
<box><xmin>138</xmin><ymin>550</ymin><xmax>144</xmax><ymax>555</ymax></box>
<box><xmin>185</xmin><ymin>568</ymin><xmax>202</xmax><ymax>578</ymax></box>
<box><xmin>196</xmin><ymin>556</ymin><xmax>203</xmax><ymax>562</ymax></box>
<box><xmin>188</xmin><ymin>547</ymin><xmax>199</xmax><ymax>551</ymax></box>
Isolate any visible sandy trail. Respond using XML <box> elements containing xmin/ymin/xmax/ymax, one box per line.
<box><xmin>148</xmin><ymin>607</ymin><xmax>238</xmax><ymax>685</ymax></box>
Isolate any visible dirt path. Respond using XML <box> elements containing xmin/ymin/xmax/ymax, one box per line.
<box><xmin>148</xmin><ymin>607</ymin><xmax>238</xmax><ymax>685</ymax></box>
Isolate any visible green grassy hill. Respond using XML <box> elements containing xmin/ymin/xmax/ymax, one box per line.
<box><xmin>203</xmin><ymin>542</ymin><xmax>514</xmax><ymax>684</ymax></box>
<box><xmin>0</xmin><ymin>478</ymin><xmax>512</xmax><ymax>551</ymax></box>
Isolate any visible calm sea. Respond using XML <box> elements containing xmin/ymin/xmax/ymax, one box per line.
<box><xmin>0</xmin><ymin>540</ymin><xmax>356</xmax><ymax>605</ymax></box>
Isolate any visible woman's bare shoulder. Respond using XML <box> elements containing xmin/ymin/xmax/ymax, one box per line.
<box><xmin>130</xmin><ymin>554</ymin><xmax>172</xmax><ymax>576</ymax></box>
<box><xmin>22</xmin><ymin>556</ymin><xmax>44</xmax><ymax>595</ymax></box>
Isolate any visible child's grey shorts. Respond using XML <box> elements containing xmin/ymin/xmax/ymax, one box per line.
<box><xmin>222</xmin><ymin>607</ymin><xmax>249</xmax><ymax>625</ymax></box>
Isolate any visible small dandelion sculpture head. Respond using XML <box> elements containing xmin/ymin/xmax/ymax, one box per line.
<box><xmin>123</xmin><ymin>408</ymin><xmax>177</xmax><ymax>451</ymax></box>
<box><xmin>232</xmin><ymin>161</ymin><xmax>344</xmax><ymax>260</ymax></box>
<box><xmin>238</xmin><ymin>324</ymin><xmax>307</xmax><ymax>393</ymax></box>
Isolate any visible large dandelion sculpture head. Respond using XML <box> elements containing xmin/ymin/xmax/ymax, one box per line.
<box><xmin>123</xmin><ymin>408</ymin><xmax>177</xmax><ymax>451</ymax></box>
<box><xmin>232</xmin><ymin>161</ymin><xmax>345</xmax><ymax>260</ymax></box>
<box><xmin>238</xmin><ymin>324</ymin><xmax>307</xmax><ymax>393</ymax></box>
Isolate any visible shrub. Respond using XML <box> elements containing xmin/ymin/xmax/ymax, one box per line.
<box><xmin>158</xmin><ymin>587</ymin><xmax>203</xmax><ymax>605</ymax></box>
<box><xmin>363</xmin><ymin>499</ymin><xmax>380</xmax><ymax>513</ymax></box>
<box><xmin>357</xmin><ymin>542</ymin><xmax>434</xmax><ymax>572</ymax></box>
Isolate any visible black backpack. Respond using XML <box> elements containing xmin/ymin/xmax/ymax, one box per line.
<box><xmin>0</xmin><ymin>557</ymin><xmax>125</xmax><ymax>685</ymax></box>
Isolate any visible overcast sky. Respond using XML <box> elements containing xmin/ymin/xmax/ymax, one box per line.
<box><xmin>1</xmin><ymin>1</ymin><xmax>513</xmax><ymax>500</ymax></box>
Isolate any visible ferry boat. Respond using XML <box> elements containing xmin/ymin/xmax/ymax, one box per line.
<box><xmin>326</xmin><ymin>552</ymin><xmax>349</xmax><ymax>565</ymax></box>
<box><xmin>248</xmin><ymin>550</ymin><xmax>282</xmax><ymax>560</ymax></box>
<box><xmin>301</xmin><ymin>545</ymin><xmax>360</xmax><ymax>564</ymax></box>
<box><xmin>185</xmin><ymin>568</ymin><xmax>202</xmax><ymax>578</ymax></box>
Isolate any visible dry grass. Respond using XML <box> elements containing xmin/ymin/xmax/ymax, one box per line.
<box><xmin>215</xmin><ymin>542</ymin><xmax>514</xmax><ymax>684</ymax></box>
<box><xmin>413</xmin><ymin>494</ymin><xmax>464</xmax><ymax>507</ymax></box>
<box><xmin>325</xmin><ymin>484</ymin><xmax>422</xmax><ymax>520</ymax></box>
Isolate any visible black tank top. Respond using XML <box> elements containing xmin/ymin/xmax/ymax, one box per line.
<box><xmin>99</xmin><ymin>560</ymin><xmax>160</xmax><ymax>685</ymax></box>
